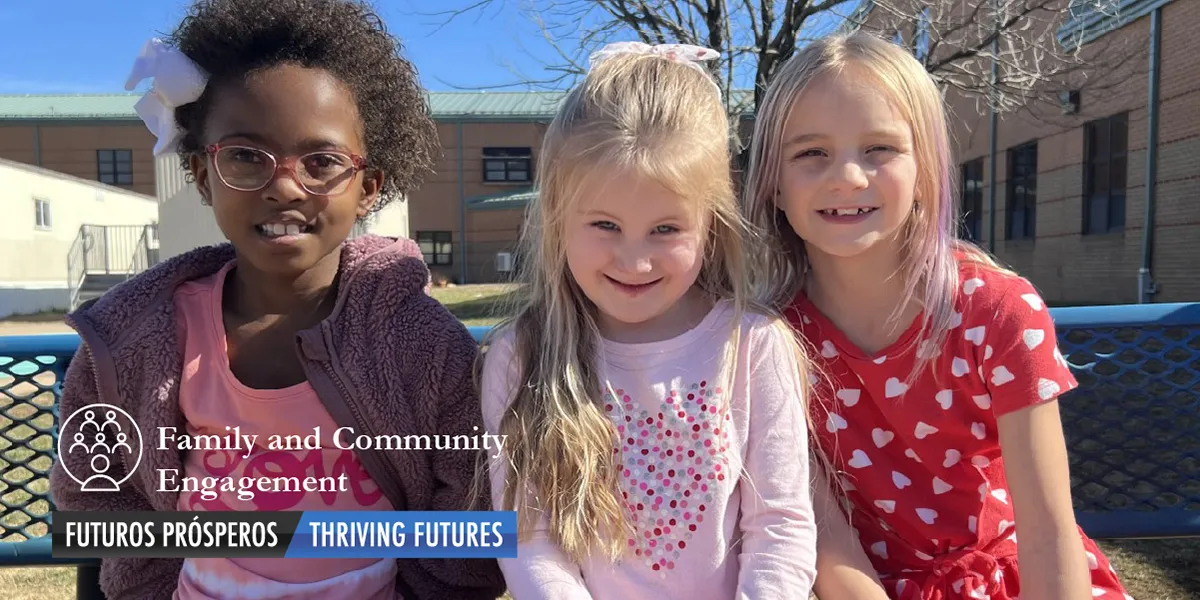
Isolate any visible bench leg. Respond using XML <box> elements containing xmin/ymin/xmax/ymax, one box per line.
<box><xmin>76</xmin><ymin>564</ymin><xmax>105</xmax><ymax>600</ymax></box>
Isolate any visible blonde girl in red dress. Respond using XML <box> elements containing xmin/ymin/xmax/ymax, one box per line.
<box><xmin>740</xmin><ymin>31</ymin><xmax>1132</xmax><ymax>600</ymax></box>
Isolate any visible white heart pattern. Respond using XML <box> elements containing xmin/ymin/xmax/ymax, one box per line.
<box><xmin>871</xmin><ymin>541</ymin><xmax>888</xmax><ymax>559</ymax></box>
<box><xmin>848</xmin><ymin>449</ymin><xmax>872</xmax><ymax>468</ymax></box>
<box><xmin>936</xmin><ymin>389</ymin><xmax>953</xmax><ymax>409</ymax></box>
<box><xmin>884</xmin><ymin>377</ymin><xmax>908</xmax><ymax>398</ymax></box>
<box><xmin>985</xmin><ymin>345</ymin><xmax>994</xmax><ymax>360</ymax></box>
<box><xmin>892</xmin><ymin>471</ymin><xmax>912</xmax><ymax>489</ymax></box>
<box><xmin>905</xmin><ymin>448</ymin><xmax>922</xmax><ymax>462</ymax></box>
<box><xmin>950</xmin><ymin>311</ymin><xmax>963</xmax><ymax>328</ymax></box>
<box><xmin>873</xmin><ymin>355</ymin><xmax>887</xmax><ymax>364</ymax></box>
<box><xmin>874</xmin><ymin>499</ymin><xmax>896</xmax><ymax>514</ymax></box>
<box><xmin>827</xmin><ymin>412</ymin><xmax>848</xmax><ymax>432</ymax></box>
<box><xmin>973</xmin><ymin>394</ymin><xmax>992</xmax><ymax>410</ymax></box>
<box><xmin>991</xmin><ymin>366</ymin><xmax>1015</xmax><ymax>386</ymax></box>
<box><xmin>1038</xmin><ymin>377</ymin><xmax>1062</xmax><ymax>400</ymax></box>
<box><xmin>951</xmin><ymin>358</ymin><xmax>970</xmax><ymax>377</ymax></box>
<box><xmin>944</xmin><ymin>449</ymin><xmax>961</xmax><ymax>467</ymax></box>
<box><xmin>933</xmin><ymin>477</ymin><xmax>953</xmax><ymax>494</ymax></box>
<box><xmin>964</xmin><ymin>326</ymin><xmax>986</xmax><ymax>346</ymax></box>
<box><xmin>968</xmin><ymin>515</ymin><xmax>977</xmax><ymax>533</ymax></box>
<box><xmin>836</xmin><ymin>388</ymin><xmax>861</xmax><ymax>407</ymax></box>
<box><xmin>992</xmin><ymin>489</ymin><xmax>1009</xmax><ymax>504</ymax></box>
<box><xmin>1023</xmin><ymin>328</ymin><xmax>1045</xmax><ymax>350</ymax></box>
<box><xmin>821</xmin><ymin>340</ymin><xmax>838</xmax><ymax>358</ymax></box>
<box><xmin>1021</xmin><ymin>293</ymin><xmax>1044</xmax><ymax>310</ymax></box>
<box><xmin>971</xmin><ymin>455</ymin><xmax>991</xmax><ymax>468</ymax></box>
<box><xmin>916</xmin><ymin>508</ymin><xmax>938</xmax><ymax>524</ymax></box>
<box><xmin>872</xmin><ymin>428</ymin><xmax>894</xmax><ymax>448</ymax></box>
<box><xmin>963</xmin><ymin>278</ymin><xmax>985</xmax><ymax>295</ymax></box>
<box><xmin>971</xmin><ymin>422</ymin><xmax>987</xmax><ymax>440</ymax></box>
<box><xmin>914</xmin><ymin>422</ymin><xmax>939</xmax><ymax>439</ymax></box>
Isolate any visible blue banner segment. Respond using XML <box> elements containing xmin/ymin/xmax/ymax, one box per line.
<box><xmin>286</xmin><ymin>511</ymin><xmax>518</xmax><ymax>558</ymax></box>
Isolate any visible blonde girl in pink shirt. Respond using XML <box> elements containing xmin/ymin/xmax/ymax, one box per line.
<box><xmin>478</xmin><ymin>42</ymin><xmax>819</xmax><ymax>599</ymax></box>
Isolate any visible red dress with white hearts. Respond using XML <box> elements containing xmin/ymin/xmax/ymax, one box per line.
<box><xmin>786</xmin><ymin>261</ymin><xmax>1132</xmax><ymax>600</ymax></box>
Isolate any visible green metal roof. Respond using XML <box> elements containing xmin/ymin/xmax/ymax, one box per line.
<box><xmin>466</xmin><ymin>187</ymin><xmax>537</xmax><ymax>211</ymax></box>
<box><xmin>0</xmin><ymin>89</ymin><xmax>754</xmax><ymax>122</ymax></box>
<box><xmin>0</xmin><ymin>91</ymin><xmax>567</xmax><ymax>122</ymax></box>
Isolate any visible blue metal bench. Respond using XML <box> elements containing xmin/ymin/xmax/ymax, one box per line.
<box><xmin>1</xmin><ymin>307</ymin><xmax>1197</xmax><ymax>599</ymax></box>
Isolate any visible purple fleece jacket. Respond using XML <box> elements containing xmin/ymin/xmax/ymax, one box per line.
<box><xmin>49</xmin><ymin>235</ymin><xmax>506</xmax><ymax>600</ymax></box>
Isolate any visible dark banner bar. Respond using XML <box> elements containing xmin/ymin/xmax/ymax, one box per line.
<box><xmin>52</xmin><ymin>511</ymin><xmax>300</xmax><ymax>559</ymax></box>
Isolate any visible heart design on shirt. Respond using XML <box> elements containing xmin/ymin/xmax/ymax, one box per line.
<box><xmin>884</xmin><ymin>377</ymin><xmax>908</xmax><ymax>398</ymax></box>
<box><xmin>914</xmin><ymin>422</ymin><xmax>938</xmax><ymax>439</ymax></box>
<box><xmin>892</xmin><ymin>471</ymin><xmax>912</xmax><ymax>489</ymax></box>
<box><xmin>1023</xmin><ymin>328</ymin><xmax>1045</xmax><ymax>350</ymax></box>
<box><xmin>821</xmin><ymin>340</ymin><xmax>838</xmax><ymax>358</ymax></box>
<box><xmin>848</xmin><ymin>449</ymin><xmax>872</xmax><ymax>468</ymax></box>
<box><xmin>971</xmin><ymin>422</ymin><xmax>987</xmax><ymax>439</ymax></box>
<box><xmin>964</xmin><ymin>326</ymin><xmax>986</xmax><ymax>346</ymax></box>
<box><xmin>873</xmin><ymin>355</ymin><xmax>887</xmax><ymax>364</ymax></box>
<box><xmin>836</xmin><ymin>388</ymin><xmax>860</xmax><ymax>407</ymax></box>
<box><xmin>944</xmin><ymin>449</ymin><xmax>961</xmax><ymax>467</ymax></box>
<box><xmin>874</xmin><ymin>499</ymin><xmax>896</xmax><ymax>513</ymax></box>
<box><xmin>951</xmin><ymin>358</ymin><xmax>970</xmax><ymax>377</ymax></box>
<box><xmin>870</xmin><ymin>541</ymin><xmax>888</xmax><ymax>559</ymax></box>
<box><xmin>972</xmin><ymin>394</ymin><xmax>991</xmax><ymax>410</ymax></box>
<box><xmin>991</xmin><ymin>489</ymin><xmax>1009</xmax><ymax>504</ymax></box>
<box><xmin>968</xmin><ymin>516</ymin><xmax>977</xmax><ymax>533</ymax></box>
<box><xmin>1086</xmin><ymin>551</ymin><xmax>1099</xmax><ymax>570</ymax></box>
<box><xmin>985</xmin><ymin>345</ymin><xmax>994</xmax><ymax>360</ymax></box>
<box><xmin>1037</xmin><ymin>378</ymin><xmax>1061</xmax><ymax>400</ymax></box>
<box><xmin>936</xmin><ymin>389</ymin><xmax>953</xmax><ymax>409</ymax></box>
<box><xmin>827</xmin><ymin>413</ymin><xmax>848</xmax><ymax>432</ymax></box>
<box><xmin>950</xmin><ymin>311</ymin><xmax>963</xmax><ymax>328</ymax></box>
<box><xmin>971</xmin><ymin>455</ymin><xmax>991</xmax><ymax>468</ymax></box>
<box><xmin>607</xmin><ymin>381</ymin><xmax>731</xmax><ymax>573</ymax></box>
<box><xmin>916</xmin><ymin>508</ymin><xmax>938</xmax><ymax>524</ymax></box>
<box><xmin>905</xmin><ymin>448</ymin><xmax>921</xmax><ymax>462</ymax></box>
<box><xmin>1021</xmin><ymin>293</ymin><xmax>1044</xmax><ymax>310</ymax></box>
<box><xmin>990</xmin><ymin>366</ymin><xmax>1015</xmax><ymax>386</ymax></box>
<box><xmin>933</xmin><ymin>477</ymin><xmax>952</xmax><ymax>494</ymax></box>
<box><xmin>963</xmin><ymin>278</ymin><xmax>985</xmax><ymax>295</ymax></box>
<box><xmin>872</xmin><ymin>428</ymin><xmax>894</xmax><ymax>448</ymax></box>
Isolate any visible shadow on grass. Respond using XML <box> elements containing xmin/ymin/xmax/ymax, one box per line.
<box><xmin>1098</xmin><ymin>538</ymin><xmax>1200</xmax><ymax>600</ymax></box>
<box><xmin>440</xmin><ymin>290</ymin><xmax>522</xmax><ymax>323</ymax></box>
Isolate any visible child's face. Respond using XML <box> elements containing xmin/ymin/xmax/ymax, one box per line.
<box><xmin>564</xmin><ymin>170</ymin><xmax>707</xmax><ymax>338</ymax></box>
<box><xmin>774</xmin><ymin>70</ymin><xmax>918</xmax><ymax>264</ymax></box>
<box><xmin>190</xmin><ymin>64</ymin><xmax>382</xmax><ymax>276</ymax></box>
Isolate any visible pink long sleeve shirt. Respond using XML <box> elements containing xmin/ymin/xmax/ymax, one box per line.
<box><xmin>481</xmin><ymin>302</ymin><xmax>818</xmax><ymax>600</ymax></box>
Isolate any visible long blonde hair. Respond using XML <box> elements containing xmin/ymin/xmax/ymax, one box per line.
<box><xmin>486</xmin><ymin>50</ymin><xmax>780</xmax><ymax>563</ymax></box>
<box><xmin>743</xmin><ymin>31</ymin><xmax>1010</xmax><ymax>378</ymax></box>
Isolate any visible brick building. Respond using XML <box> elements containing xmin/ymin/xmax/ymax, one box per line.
<box><xmin>855</xmin><ymin>0</ymin><xmax>1199</xmax><ymax>304</ymax></box>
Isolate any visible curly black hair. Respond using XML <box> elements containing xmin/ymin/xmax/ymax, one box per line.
<box><xmin>167</xmin><ymin>0</ymin><xmax>439</xmax><ymax>210</ymax></box>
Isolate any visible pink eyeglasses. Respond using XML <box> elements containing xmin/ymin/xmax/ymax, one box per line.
<box><xmin>205</xmin><ymin>144</ymin><xmax>369</xmax><ymax>196</ymax></box>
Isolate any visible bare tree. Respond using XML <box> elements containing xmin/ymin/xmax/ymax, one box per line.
<box><xmin>431</xmin><ymin>0</ymin><xmax>1145</xmax><ymax>124</ymax></box>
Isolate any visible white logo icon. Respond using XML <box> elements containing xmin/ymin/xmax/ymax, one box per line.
<box><xmin>57</xmin><ymin>403</ymin><xmax>143</xmax><ymax>492</ymax></box>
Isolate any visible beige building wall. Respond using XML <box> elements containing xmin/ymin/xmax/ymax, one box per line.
<box><xmin>0</xmin><ymin>159</ymin><xmax>158</xmax><ymax>317</ymax></box>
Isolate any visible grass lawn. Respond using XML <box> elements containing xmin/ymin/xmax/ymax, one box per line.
<box><xmin>1</xmin><ymin>285</ymin><xmax>1196</xmax><ymax>598</ymax></box>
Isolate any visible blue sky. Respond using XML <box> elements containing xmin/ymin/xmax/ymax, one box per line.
<box><xmin>0</xmin><ymin>0</ymin><xmax>852</xmax><ymax>95</ymax></box>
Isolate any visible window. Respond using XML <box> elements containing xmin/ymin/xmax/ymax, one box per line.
<box><xmin>98</xmin><ymin>149</ymin><xmax>134</xmax><ymax>186</ymax></box>
<box><xmin>960</xmin><ymin>159</ymin><xmax>984</xmax><ymax>242</ymax></box>
<box><xmin>482</xmin><ymin>147</ymin><xmax>532</xmax><ymax>183</ymax></box>
<box><xmin>1005</xmin><ymin>142</ymin><xmax>1037</xmax><ymax>240</ymax></box>
<box><xmin>416</xmin><ymin>231</ymin><xmax>453</xmax><ymax>266</ymax></box>
<box><xmin>1082</xmin><ymin>113</ymin><xmax>1127</xmax><ymax>234</ymax></box>
<box><xmin>34</xmin><ymin>199</ymin><xmax>51</xmax><ymax>229</ymax></box>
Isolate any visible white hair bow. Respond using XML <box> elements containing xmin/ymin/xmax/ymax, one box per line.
<box><xmin>588</xmin><ymin>41</ymin><xmax>722</xmax><ymax>98</ymax></box>
<box><xmin>124</xmin><ymin>38</ymin><xmax>209</xmax><ymax>156</ymax></box>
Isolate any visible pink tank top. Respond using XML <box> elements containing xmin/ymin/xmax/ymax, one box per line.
<box><xmin>171</xmin><ymin>261</ymin><xmax>398</xmax><ymax>600</ymax></box>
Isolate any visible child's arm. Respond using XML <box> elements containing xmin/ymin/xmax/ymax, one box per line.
<box><xmin>809</xmin><ymin>464</ymin><xmax>891</xmax><ymax>600</ymax></box>
<box><xmin>986</xmin><ymin>283</ymin><xmax>1091</xmax><ymax>600</ymax></box>
<box><xmin>734</xmin><ymin>322</ymin><xmax>819</xmax><ymax>599</ymax></box>
<box><xmin>480</xmin><ymin>334</ymin><xmax>595</xmax><ymax>600</ymax></box>
<box><xmin>415</xmin><ymin>322</ymin><xmax>510</xmax><ymax>599</ymax></box>
<box><xmin>48</xmin><ymin>343</ymin><xmax>184</xmax><ymax>600</ymax></box>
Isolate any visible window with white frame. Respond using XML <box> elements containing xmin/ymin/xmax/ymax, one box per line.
<box><xmin>35</xmin><ymin>199</ymin><xmax>51</xmax><ymax>229</ymax></box>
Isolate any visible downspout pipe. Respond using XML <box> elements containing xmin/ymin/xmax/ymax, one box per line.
<box><xmin>986</xmin><ymin>3</ymin><xmax>1000</xmax><ymax>253</ymax></box>
<box><xmin>1139</xmin><ymin>7</ymin><xmax>1162</xmax><ymax>303</ymax></box>
<box><xmin>457</xmin><ymin>121</ymin><xmax>468</xmax><ymax>285</ymax></box>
